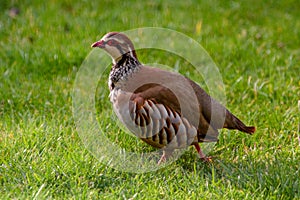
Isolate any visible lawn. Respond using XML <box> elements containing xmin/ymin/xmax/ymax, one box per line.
<box><xmin>1</xmin><ymin>0</ymin><xmax>299</xmax><ymax>199</ymax></box>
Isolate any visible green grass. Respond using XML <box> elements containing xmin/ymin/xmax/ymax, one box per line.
<box><xmin>1</xmin><ymin>0</ymin><xmax>299</xmax><ymax>199</ymax></box>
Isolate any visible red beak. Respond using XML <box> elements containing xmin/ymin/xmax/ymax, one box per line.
<box><xmin>91</xmin><ymin>40</ymin><xmax>105</xmax><ymax>48</ymax></box>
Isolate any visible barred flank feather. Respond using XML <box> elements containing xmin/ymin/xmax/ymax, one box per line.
<box><xmin>132</xmin><ymin>99</ymin><xmax>197</xmax><ymax>149</ymax></box>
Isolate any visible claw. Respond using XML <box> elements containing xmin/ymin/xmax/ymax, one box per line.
<box><xmin>194</xmin><ymin>143</ymin><xmax>213</xmax><ymax>163</ymax></box>
<box><xmin>157</xmin><ymin>149</ymin><xmax>173</xmax><ymax>165</ymax></box>
<box><xmin>200</xmin><ymin>155</ymin><xmax>213</xmax><ymax>163</ymax></box>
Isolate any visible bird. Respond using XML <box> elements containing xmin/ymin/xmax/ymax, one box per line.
<box><xmin>91</xmin><ymin>32</ymin><xmax>256</xmax><ymax>164</ymax></box>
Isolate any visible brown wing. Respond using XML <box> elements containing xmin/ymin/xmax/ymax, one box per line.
<box><xmin>187</xmin><ymin>79</ymin><xmax>255</xmax><ymax>134</ymax></box>
<box><xmin>121</xmin><ymin>66</ymin><xmax>220</xmax><ymax>142</ymax></box>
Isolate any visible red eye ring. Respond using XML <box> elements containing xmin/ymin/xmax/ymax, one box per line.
<box><xmin>107</xmin><ymin>40</ymin><xmax>113</xmax><ymax>45</ymax></box>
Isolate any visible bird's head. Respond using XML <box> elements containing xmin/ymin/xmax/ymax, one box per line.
<box><xmin>91</xmin><ymin>32</ymin><xmax>137</xmax><ymax>64</ymax></box>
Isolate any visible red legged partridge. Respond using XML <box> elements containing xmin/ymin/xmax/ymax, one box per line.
<box><xmin>92</xmin><ymin>32</ymin><xmax>256</xmax><ymax>164</ymax></box>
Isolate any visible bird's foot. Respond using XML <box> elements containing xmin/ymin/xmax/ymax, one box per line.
<box><xmin>200</xmin><ymin>155</ymin><xmax>213</xmax><ymax>163</ymax></box>
<box><xmin>157</xmin><ymin>154</ymin><xmax>166</xmax><ymax>165</ymax></box>
<box><xmin>194</xmin><ymin>143</ymin><xmax>213</xmax><ymax>163</ymax></box>
<box><xmin>157</xmin><ymin>149</ymin><xmax>173</xmax><ymax>165</ymax></box>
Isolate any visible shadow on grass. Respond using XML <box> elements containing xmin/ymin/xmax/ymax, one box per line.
<box><xmin>77</xmin><ymin>144</ymin><xmax>298</xmax><ymax>199</ymax></box>
<box><xmin>179</xmin><ymin>150</ymin><xmax>299</xmax><ymax>198</ymax></box>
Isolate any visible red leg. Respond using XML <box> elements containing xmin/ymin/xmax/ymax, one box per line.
<box><xmin>157</xmin><ymin>153</ymin><xmax>166</xmax><ymax>165</ymax></box>
<box><xmin>157</xmin><ymin>149</ymin><xmax>173</xmax><ymax>165</ymax></box>
<box><xmin>194</xmin><ymin>143</ymin><xmax>212</xmax><ymax>162</ymax></box>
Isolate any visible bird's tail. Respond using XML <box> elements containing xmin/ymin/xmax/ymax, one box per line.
<box><xmin>233</xmin><ymin>117</ymin><xmax>256</xmax><ymax>134</ymax></box>
<box><xmin>226</xmin><ymin>111</ymin><xmax>256</xmax><ymax>134</ymax></box>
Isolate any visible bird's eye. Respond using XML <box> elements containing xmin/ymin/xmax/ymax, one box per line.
<box><xmin>107</xmin><ymin>40</ymin><xmax>114</xmax><ymax>46</ymax></box>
